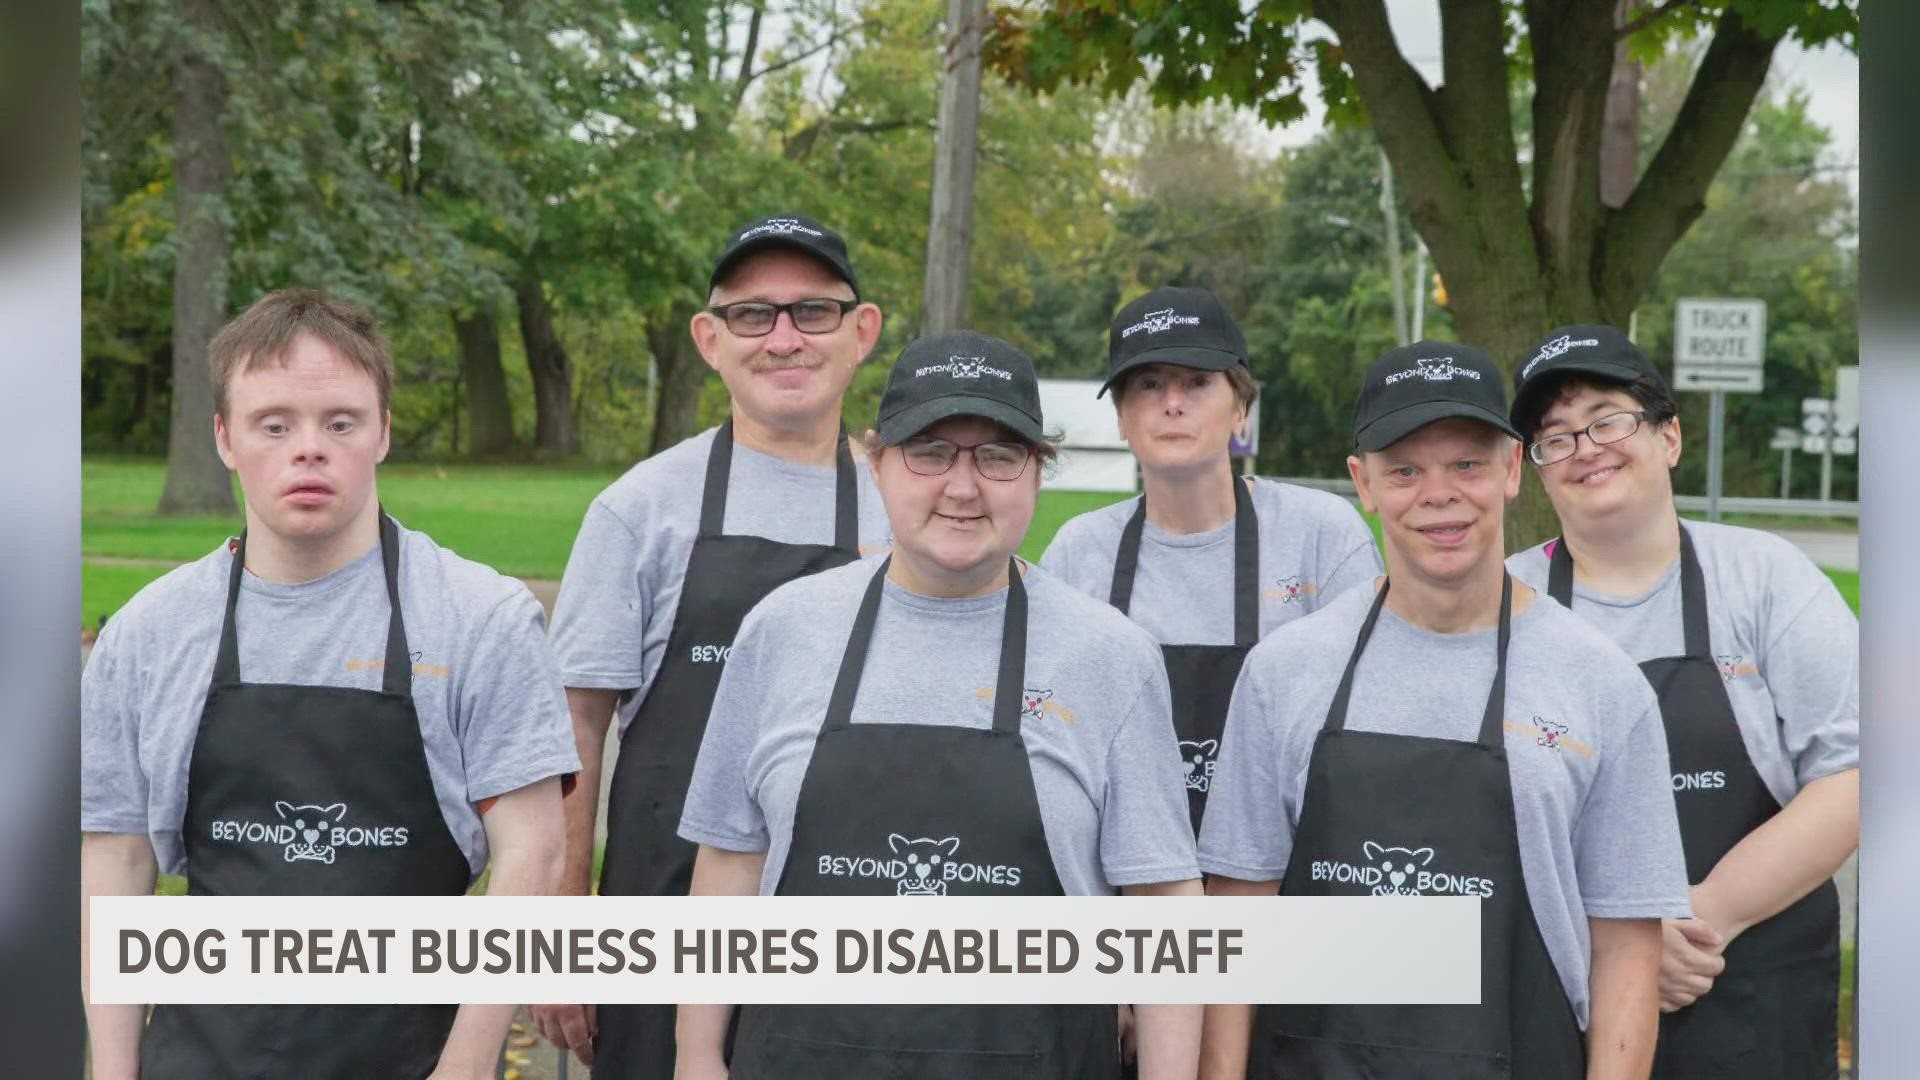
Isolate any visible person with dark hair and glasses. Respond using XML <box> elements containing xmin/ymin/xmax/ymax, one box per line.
<box><xmin>535</xmin><ymin>214</ymin><xmax>895</xmax><ymax>1077</ymax></box>
<box><xmin>676</xmin><ymin>330</ymin><xmax>1203</xmax><ymax>1080</ymax></box>
<box><xmin>1507</xmin><ymin>325</ymin><xmax>1858</xmax><ymax>1079</ymax></box>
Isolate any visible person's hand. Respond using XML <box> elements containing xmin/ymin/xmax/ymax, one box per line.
<box><xmin>1658</xmin><ymin>918</ymin><xmax>1727</xmax><ymax>1013</ymax></box>
<box><xmin>530</xmin><ymin>1002</ymin><xmax>597</xmax><ymax>1066</ymax></box>
<box><xmin>1118</xmin><ymin>1003</ymin><xmax>1137</xmax><ymax>1063</ymax></box>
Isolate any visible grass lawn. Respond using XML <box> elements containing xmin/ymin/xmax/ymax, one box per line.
<box><xmin>81</xmin><ymin>458</ymin><xmax>1862</xmax><ymax>627</ymax></box>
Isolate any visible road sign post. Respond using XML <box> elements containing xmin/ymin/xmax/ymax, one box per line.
<box><xmin>1771</xmin><ymin>427</ymin><xmax>1800</xmax><ymax>498</ymax></box>
<box><xmin>1675</xmin><ymin>299</ymin><xmax>1766</xmax><ymax>522</ymax></box>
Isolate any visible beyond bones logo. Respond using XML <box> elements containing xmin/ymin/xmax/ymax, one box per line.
<box><xmin>1714</xmin><ymin>654</ymin><xmax>1758</xmax><ymax>682</ymax></box>
<box><xmin>208</xmin><ymin>800</ymin><xmax>412</xmax><ymax>865</ymax></box>
<box><xmin>814</xmin><ymin>833</ymin><xmax>1025</xmax><ymax>894</ymax></box>
<box><xmin>1309</xmin><ymin>839</ymin><xmax>1496</xmax><ymax>898</ymax></box>
<box><xmin>1520</xmin><ymin>333</ymin><xmax>1603</xmax><ymax>379</ymax></box>
<box><xmin>1179</xmin><ymin>739</ymin><xmax>1219</xmax><ymax>792</ymax></box>
<box><xmin>1275</xmin><ymin>575</ymin><xmax>1304</xmax><ymax>604</ymax></box>
<box><xmin>1119</xmin><ymin>308</ymin><xmax>1201</xmax><ymax>338</ymax></box>
<box><xmin>1534</xmin><ymin>716</ymin><xmax>1568</xmax><ymax>750</ymax></box>
<box><xmin>738</xmin><ymin>217</ymin><xmax>823</xmax><ymax>241</ymax></box>
<box><xmin>1383</xmin><ymin>355</ymin><xmax>1484</xmax><ymax>385</ymax></box>
<box><xmin>1020</xmin><ymin>688</ymin><xmax>1053</xmax><ymax>722</ymax></box>
<box><xmin>914</xmin><ymin>354</ymin><xmax>1012</xmax><ymax>381</ymax></box>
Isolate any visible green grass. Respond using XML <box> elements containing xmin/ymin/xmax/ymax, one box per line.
<box><xmin>84</xmin><ymin>456</ymin><xmax>622</xmax><ymax>578</ymax></box>
<box><xmin>79</xmin><ymin>458</ymin><xmax>1863</xmax><ymax>627</ymax></box>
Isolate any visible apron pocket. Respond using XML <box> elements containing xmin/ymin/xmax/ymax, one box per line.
<box><xmin>1656</xmin><ymin>976</ymin><xmax>1763</xmax><ymax>1077</ymax></box>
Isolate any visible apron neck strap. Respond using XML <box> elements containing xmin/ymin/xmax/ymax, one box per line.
<box><xmin>701</xmin><ymin>418</ymin><xmax>859</xmax><ymax>551</ymax></box>
<box><xmin>214</xmin><ymin>510</ymin><xmax>411</xmax><ymax>695</ymax></box>
<box><xmin>1548</xmin><ymin>524</ymin><xmax>1707</xmax><ymax>658</ymax></box>
<box><xmin>823</xmin><ymin>558</ymin><xmax>1028</xmax><ymax>735</ymax></box>
<box><xmin>1323</xmin><ymin>573</ymin><xmax>1513</xmax><ymax>749</ymax></box>
<box><xmin>1108</xmin><ymin>477</ymin><xmax>1260</xmax><ymax>646</ymax></box>
<box><xmin>1675</xmin><ymin>525</ymin><xmax>1710</xmax><ymax>658</ymax></box>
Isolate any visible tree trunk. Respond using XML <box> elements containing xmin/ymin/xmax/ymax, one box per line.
<box><xmin>157</xmin><ymin>0</ymin><xmax>235</xmax><ymax>516</ymax></box>
<box><xmin>453</xmin><ymin>308</ymin><xmax>516</xmax><ymax>458</ymax></box>
<box><xmin>645</xmin><ymin>307</ymin><xmax>710</xmax><ymax>457</ymax></box>
<box><xmin>1599</xmin><ymin>0</ymin><xmax>1641</xmax><ymax>209</ymax></box>
<box><xmin>516</xmin><ymin>273</ymin><xmax>577</xmax><ymax>455</ymax></box>
<box><xmin>921</xmin><ymin>0</ymin><xmax>985</xmax><ymax>335</ymax></box>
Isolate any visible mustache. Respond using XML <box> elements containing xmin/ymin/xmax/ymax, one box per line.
<box><xmin>747</xmin><ymin>352</ymin><xmax>823</xmax><ymax>373</ymax></box>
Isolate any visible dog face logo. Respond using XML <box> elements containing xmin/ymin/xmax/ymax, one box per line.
<box><xmin>1275</xmin><ymin>575</ymin><xmax>1303</xmax><ymax>604</ymax></box>
<box><xmin>1715</xmin><ymin>654</ymin><xmax>1744</xmax><ymax>682</ymax></box>
<box><xmin>275</xmin><ymin>801</ymin><xmax>347</xmax><ymax>864</ymax></box>
<box><xmin>1362</xmin><ymin>841</ymin><xmax>1434</xmax><ymax>896</ymax></box>
<box><xmin>1179</xmin><ymin>739</ymin><xmax>1219</xmax><ymax>792</ymax></box>
<box><xmin>888</xmin><ymin>834</ymin><xmax>959</xmax><ymax>896</ymax></box>
<box><xmin>1534</xmin><ymin>716</ymin><xmax>1568</xmax><ymax>750</ymax></box>
<box><xmin>1021</xmin><ymin>688</ymin><xmax>1053</xmax><ymax>721</ymax></box>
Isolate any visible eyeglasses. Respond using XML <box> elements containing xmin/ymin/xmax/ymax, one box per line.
<box><xmin>707</xmin><ymin>298</ymin><xmax>858</xmax><ymax>337</ymax></box>
<box><xmin>1528</xmin><ymin>410</ymin><xmax>1654</xmax><ymax>466</ymax></box>
<box><xmin>899</xmin><ymin>436</ymin><xmax>1033</xmax><ymax>481</ymax></box>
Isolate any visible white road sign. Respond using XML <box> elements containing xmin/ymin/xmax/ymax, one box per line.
<box><xmin>1835</xmin><ymin>366</ymin><xmax>1860</xmax><ymax>435</ymax></box>
<box><xmin>1771</xmin><ymin>428</ymin><xmax>1802</xmax><ymax>450</ymax></box>
<box><xmin>1802</xmin><ymin>434</ymin><xmax>1828</xmax><ymax>454</ymax></box>
<box><xmin>1833</xmin><ymin>436</ymin><xmax>1857</xmax><ymax>455</ymax></box>
<box><xmin>1673</xmin><ymin>298</ymin><xmax>1766</xmax><ymax>393</ymax></box>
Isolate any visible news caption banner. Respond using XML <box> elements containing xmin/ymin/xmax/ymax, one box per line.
<box><xmin>94</xmin><ymin>895</ymin><xmax>1480</xmax><ymax>1006</ymax></box>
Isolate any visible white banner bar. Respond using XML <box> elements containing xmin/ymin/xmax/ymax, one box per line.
<box><xmin>91</xmin><ymin>895</ymin><xmax>1481</xmax><ymax>1006</ymax></box>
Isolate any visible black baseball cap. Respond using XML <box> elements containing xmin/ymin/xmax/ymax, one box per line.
<box><xmin>1509</xmin><ymin>324</ymin><xmax>1666</xmax><ymax>436</ymax></box>
<box><xmin>1099</xmin><ymin>286</ymin><xmax>1248</xmax><ymax>397</ymax></box>
<box><xmin>876</xmin><ymin>331</ymin><xmax>1044</xmax><ymax>445</ymax></box>
<box><xmin>1351</xmin><ymin>341</ymin><xmax>1521</xmax><ymax>451</ymax></box>
<box><xmin>708</xmin><ymin>213</ymin><xmax>860</xmax><ymax>297</ymax></box>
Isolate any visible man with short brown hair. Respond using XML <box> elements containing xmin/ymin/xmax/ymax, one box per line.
<box><xmin>81</xmin><ymin>289</ymin><xmax>579</xmax><ymax>1079</ymax></box>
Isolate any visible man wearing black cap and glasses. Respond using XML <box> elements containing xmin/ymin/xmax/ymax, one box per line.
<box><xmin>535</xmin><ymin>214</ymin><xmax>894</xmax><ymax>1076</ymax></box>
<box><xmin>1198</xmin><ymin>342</ymin><xmax>1689</xmax><ymax>1078</ymax></box>
<box><xmin>1043</xmin><ymin>286</ymin><xmax>1378</xmax><ymax>835</ymax></box>
<box><xmin>1506</xmin><ymin>326</ymin><xmax>1857</xmax><ymax>1079</ymax></box>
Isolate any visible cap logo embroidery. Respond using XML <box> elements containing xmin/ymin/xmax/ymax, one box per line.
<box><xmin>914</xmin><ymin>355</ymin><xmax>1012</xmax><ymax>381</ymax></box>
<box><xmin>1384</xmin><ymin>356</ymin><xmax>1482</xmax><ymax>385</ymax></box>
<box><xmin>738</xmin><ymin>217</ymin><xmax>824</xmax><ymax>241</ymax></box>
<box><xmin>1520</xmin><ymin>333</ymin><xmax>1602</xmax><ymax>379</ymax></box>
<box><xmin>1120</xmin><ymin>307</ymin><xmax>1201</xmax><ymax>338</ymax></box>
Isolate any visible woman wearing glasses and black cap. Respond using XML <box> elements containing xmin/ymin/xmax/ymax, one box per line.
<box><xmin>1506</xmin><ymin>325</ymin><xmax>1858</xmax><ymax>1079</ymax></box>
<box><xmin>674</xmin><ymin>330</ymin><xmax>1203</xmax><ymax>1080</ymax></box>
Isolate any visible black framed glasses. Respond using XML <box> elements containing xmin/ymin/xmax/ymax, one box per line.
<box><xmin>1528</xmin><ymin>410</ymin><xmax>1653</xmax><ymax>466</ymax></box>
<box><xmin>707</xmin><ymin>298</ymin><xmax>858</xmax><ymax>337</ymax></box>
<box><xmin>899</xmin><ymin>436</ymin><xmax>1033</xmax><ymax>481</ymax></box>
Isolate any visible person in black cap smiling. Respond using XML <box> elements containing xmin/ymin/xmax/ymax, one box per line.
<box><xmin>1198</xmin><ymin>341</ymin><xmax>1690</xmax><ymax>1079</ymax></box>
<box><xmin>535</xmin><ymin>213</ymin><xmax>894</xmax><ymax>1075</ymax></box>
<box><xmin>1042</xmin><ymin>286</ymin><xmax>1378</xmax><ymax>836</ymax></box>
<box><xmin>1506</xmin><ymin>325</ymin><xmax>1857</xmax><ymax>1079</ymax></box>
<box><xmin>676</xmin><ymin>330</ymin><xmax>1203</xmax><ymax>1079</ymax></box>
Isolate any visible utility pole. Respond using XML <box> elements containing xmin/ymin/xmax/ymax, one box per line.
<box><xmin>920</xmin><ymin>0</ymin><xmax>985</xmax><ymax>335</ymax></box>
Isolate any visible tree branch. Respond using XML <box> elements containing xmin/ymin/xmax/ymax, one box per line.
<box><xmin>741</xmin><ymin>33</ymin><xmax>840</xmax><ymax>89</ymax></box>
<box><xmin>1598</xmin><ymin>4</ymin><xmax>1780</xmax><ymax>319</ymax></box>
<box><xmin>1309</xmin><ymin>0</ymin><xmax>1459</xmax><ymax>220</ymax></box>
<box><xmin>730</xmin><ymin>2</ymin><xmax>764</xmax><ymax>110</ymax></box>
<box><xmin>783</xmin><ymin>117</ymin><xmax>927</xmax><ymax>160</ymax></box>
<box><xmin>1616</xmin><ymin>0</ymin><xmax>1695</xmax><ymax>40</ymax></box>
<box><xmin>1524</xmin><ymin>0</ymin><xmax>1616</xmax><ymax>312</ymax></box>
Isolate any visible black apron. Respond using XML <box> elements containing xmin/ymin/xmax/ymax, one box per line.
<box><xmin>1548</xmin><ymin>529</ymin><xmax>1840</xmax><ymax>1079</ymax></box>
<box><xmin>1108</xmin><ymin>477</ymin><xmax>1259</xmax><ymax>836</ymax></box>
<box><xmin>730</xmin><ymin>559</ymin><xmax>1119</xmax><ymax>1079</ymax></box>
<box><xmin>141</xmin><ymin>513</ymin><xmax>472</xmax><ymax>1080</ymax></box>
<box><xmin>595</xmin><ymin>419</ymin><xmax>862</xmax><ymax>1078</ymax></box>
<box><xmin>1252</xmin><ymin>576</ymin><xmax>1586</xmax><ymax>1079</ymax></box>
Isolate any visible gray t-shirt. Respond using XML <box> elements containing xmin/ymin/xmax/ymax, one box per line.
<box><xmin>1198</xmin><ymin>584</ymin><xmax>1691</xmax><ymax>1029</ymax></box>
<box><xmin>1509</xmin><ymin>521</ymin><xmax>1859</xmax><ymax>804</ymax></box>
<box><xmin>1039</xmin><ymin>478</ymin><xmax>1381</xmax><ymax>644</ymax></box>
<box><xmin>678</xmin><ymin>558</ymin><xmax>1200</xmax><ymax>896</ymax></box>
<box><xmin>80</xmin><ymin>523</ymin><xmax>581</xmax><ymax>882</ymax></box>
<box><xmin>550</xmin><ymin>426</ymin><xmax>892</xmax><ymax>735</ymax></box>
